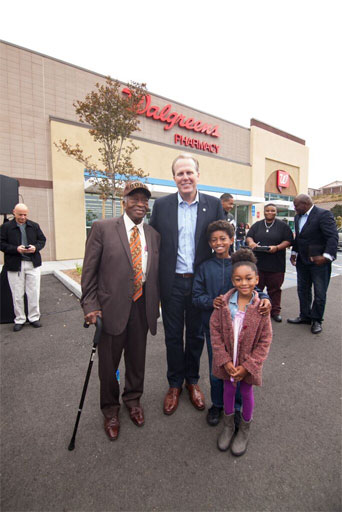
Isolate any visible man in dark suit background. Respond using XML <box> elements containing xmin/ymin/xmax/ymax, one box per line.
<box><xmin>220</xmin><ymin>192</ymin><xmax>236</xmax><ymax>227</ymax></box>
<box><xmin>287</xmin><ymin>194</ymin><xmax>338</xmax><ymax>334</ymax></box>
<box><xmin>81</xmin><ymin>181</ymin><xmax>160</xmax><ymax>440</ymax></box>
<box><xmin>150</xmin><ymin>153</ymin><xmax>225</xmax><ymax>415</ymax></box>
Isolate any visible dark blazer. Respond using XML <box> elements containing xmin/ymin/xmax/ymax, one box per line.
<box><xmin>0</xmin><ymin>219</ymin><xmax>46</xmax><ymax>271</ymax></box>
<box><xmin>149</xmin><ymin>192</ymin><xmax>224</xmax><ymax>300</ymax></box>
<box><xmin>81</xmin><ymin>216</ymin><xmax>160</xmax><ymax>336</ymax></box>
<box><xmin>293</xmin><ymin>206</ymin><xmax>338</xmax><ymax>264</ymax></box>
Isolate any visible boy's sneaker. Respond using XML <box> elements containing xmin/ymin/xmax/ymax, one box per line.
<box><xmin>206</xmin><ymin>405</ymin><xmax>223</xmax><ymax>426</ymax></box>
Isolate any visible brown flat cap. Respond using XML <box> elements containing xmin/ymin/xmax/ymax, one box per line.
<box><xmin>123</xmin><ymin>181</ymin><xmax>151</xmax><ymax>198</ymax></box>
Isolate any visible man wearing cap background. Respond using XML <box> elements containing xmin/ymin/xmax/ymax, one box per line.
<box><xmin>81</xmin><ymin>181</ymin><xmax>160</xmax><ymax>441</ymax></box>
<box><xmin>0</xmin><ymin>203</ymin><xmax>46</xmax><ymax>331</ymax></box>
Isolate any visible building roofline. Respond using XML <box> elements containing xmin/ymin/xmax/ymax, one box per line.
<box><xmin>1</xmin><ymin>39</ymin><xmax>250</xmax><ymax>132</ymax></box>
<box><xmin>250</xmin><ymin>118</ymin><xmax>305</xmax><ymax>145</ymax></box>
<box><xmin>2</xmin><ymin>40</ymin><xmax>307</xmax><ymax>144</ymax></box>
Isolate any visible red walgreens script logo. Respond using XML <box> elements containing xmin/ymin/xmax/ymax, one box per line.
<box><xmin>277</xmin><ymin>170</ymin><xmax>290</xmax><ymax>188</ymax></box>
<box><xmin>277</xmin><ymin>170</ymin><xmax>290</xmax><ymax>193</ymax></box>
<box><xmin>122</xmin><ymin>88</ymin><xmax>220</xmax><ymax>137</ymax></box>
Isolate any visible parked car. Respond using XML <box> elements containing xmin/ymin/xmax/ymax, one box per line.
<box><xmin>338</xmin><ymin>227</ymin><xmax>342</xmax><ymax>251</ymax></box>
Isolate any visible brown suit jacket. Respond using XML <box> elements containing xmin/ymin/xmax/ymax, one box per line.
<box><xmin>81</xmin><ymin>216</ymin><xmax>160</xmax><ymax>336</ymax></box>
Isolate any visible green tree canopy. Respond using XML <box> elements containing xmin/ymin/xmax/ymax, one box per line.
<box><xmin>55</xmin><ymin>77</ymin><xmax>148</xmax><ymax>204</ymax></box>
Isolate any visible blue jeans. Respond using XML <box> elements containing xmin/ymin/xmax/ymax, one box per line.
<box><xmin>296</xmin><ymin>259</ymin><xmax>331</xmax><ymax>322</ymax></box>
<box><xmin>161</xmin><ymin>275</ymin><xmax>205</xmax><ymax>388</ymax></box>
<box><xmin>205</xmin><ymin>329</ymin><xmax>241</xmax><ymax>411</ymax></box>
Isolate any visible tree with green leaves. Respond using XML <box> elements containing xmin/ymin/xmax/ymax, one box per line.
<box><xmin>330</xmin><ymin>204</ymin><xmax>342</xmax><ymax>219</ymax></box>
<box><xmin>55</xmin><ymin>77</ymin><xmax>148</xmax><ymax>216</ymax></box>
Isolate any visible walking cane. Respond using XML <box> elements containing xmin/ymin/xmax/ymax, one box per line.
<box><xmin>68</xmin><ymin>316</ymin><xmax>102</xmax><ymax>451</ymax></box>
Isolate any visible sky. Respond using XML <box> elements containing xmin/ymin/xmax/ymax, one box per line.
<box><xmin>2</xmin><ymin>0</ymin><xmax>341</xmax><ymax>189</ymax></box>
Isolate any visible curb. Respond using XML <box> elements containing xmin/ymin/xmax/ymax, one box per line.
<box><xmin>53</xmin><ymin>269</ymin><xmax>81</xmax><ymax>299</ymax></box>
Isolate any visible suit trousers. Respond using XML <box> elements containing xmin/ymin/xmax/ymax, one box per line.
<box><xmin>258</xmin><ymin>270</ymin><xmax>285</xmax><ymax>316</ymax></box>
<box><xmin>296</xmin><ymin>259</ymin><xmax>331</xmax><ymax>322</ymax></box>
<box><xmin>7</xmin><ymin>260</ymin><xmax>41</xmax><ymax>324</ymax></box>
<box><xmin>98</xmin><ymin>293</ymin><xmax>148</xmax><ymax>419</ymax></box>
<box><xmin>161</xmin><ymin>275</ymin><xmax>205</xmax><ymax>388</ymax></box>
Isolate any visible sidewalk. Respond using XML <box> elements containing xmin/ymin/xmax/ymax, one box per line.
<box><xmin>1</xmin><ymin>273</ymin><xmax>341</xmax><ymax>511</ymax></box>
<box><xmin>41</xmin><ymin>258</ymin><xmax>83</xmax><ymax>298</ymax></box>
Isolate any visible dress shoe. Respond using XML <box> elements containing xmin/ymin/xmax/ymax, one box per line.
<box><xmin>13</xmin><ymin>324</ymin><xmax>24</xmax><ymax>332</ymax></box>
<box><xmin>272</xmin><ymin>314</ymin><xmax>282</xmax><ymax>323</ymax></box>
<box><xmin>186</xmin><ymin>383</ymin><xmax>205</xmax><ymax>411</ymax></box>
<box><xmin>311</xmin><ymin>321</ymin><xmax>322</xmax><ymax>334</ymax></box>
<box><xmin>163</xmin><ymin>387</ymin><xmax>182</xmax><ymax>415</ymax></box>
<box><xmin>207</xmin><ymin>405</ymin><xmax>223</xmax><ymax>426</ymax></box>
<box><xmin>30</xmin><ymin>320</ymin><xmax>41</xmax><ymax>328</ymax></box>
<box><xmin>128</xmin><ymin>406</ymin><xmax>145</xmax><ymax>427</ymax></box>
<box><xmin>287</xmin><ymin>316</ymin><xmax>311</xmax><ymax>325</ymax></box>
<box><xmin>104</xmin><ymin>415</ymin><xmax>120</xmax><ymax>441</ymax></box>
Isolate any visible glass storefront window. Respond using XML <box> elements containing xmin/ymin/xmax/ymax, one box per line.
<box><xmin>265</xmin><ymin>192</ymin><xmax>294</xmax><ymax>202</ymax></box>
<box><xmin>236</xmin><ymin>205</ymin><xmax>249</xmax><ymax>226</ymax></box>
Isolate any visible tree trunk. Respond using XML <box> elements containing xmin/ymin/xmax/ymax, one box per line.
<box><xmin>102</xmin><ymin>198</ymin><xmax>106</xmax><ymax>219</ymax></box>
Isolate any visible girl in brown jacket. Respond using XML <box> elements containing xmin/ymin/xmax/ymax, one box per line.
<box><xmin>210</xmin><ymin>249</ymin><xmax>272</xmax><ymax>456</ymax></box>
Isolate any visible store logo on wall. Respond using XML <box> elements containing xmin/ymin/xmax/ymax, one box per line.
<box><xmin>174</xmin><ymin>134</ymin><xmax>219</xmax><ymax>154</ymax></box>
<box><xmin>277</xmin><ymin>170</ymin><xmax>290</xmax><ymax>192</ymax></box>
<box><xmin>122</xmin><ymin>88</ymin><xmax>220</xmax><ymax>139</ymax></box>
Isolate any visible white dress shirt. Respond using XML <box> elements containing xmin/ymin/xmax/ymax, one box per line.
<box><xmin>176</xmin><ymin>192</ymin><xmax>199</xmax><ymax>274</ymax></box>
<box><xmin>123</xmin><ymin>213</ymin><xmax>148</xmax><ymax>282</ymax></box>
<box><xmin>292</xmin><ymin>205</ymin><xmax>333</xmax><ymax>261</ymax></box>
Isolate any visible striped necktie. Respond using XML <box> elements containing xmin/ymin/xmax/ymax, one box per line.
<box><xmin>130</xmin><ymin>226</ymin><xmax>143</xmax><ymax>302</ymax></box>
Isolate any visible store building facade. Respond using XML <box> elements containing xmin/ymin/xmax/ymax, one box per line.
<box><xmin>1</xmin><ymin>40</ymin><xmax>309</xmax><ymax>261</ymax></box>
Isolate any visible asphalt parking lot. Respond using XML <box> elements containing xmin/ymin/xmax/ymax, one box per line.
<box><xmin>1</xmin><ymin>274</ymin><xmax>341</xmax><ymax>512</ymax></box>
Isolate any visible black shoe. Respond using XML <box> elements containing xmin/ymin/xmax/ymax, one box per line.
<box><xmin>311</xmin><ymin>321</ymin><xmax>322</xmax><ymax>334</ymax></box>
<box><xmin>13</xmin><ymin>324</ymin><xmax>24</xmax><ymax>332</ymax></box>
<box><xmin>234</xmin><ymin>410</ymin><xmax>242</xmax><ymax>432</ymax></box>
<box><xmin>206</xmin><ymin>405</ymin><xmax>223</xmax><ymax>426</ymax></box>
<box><xmin>30</xmin><ymin>321</ymin><xmax>41</xmax><ymax>328</ymax></box>
<box><xmin>287</xmin><ymin>317</ymin><xmax>311</xmax><ymax>325</ymax></box>
<box><xmin>272</xmin><ymin>315</ymin><xmax>282</xmax><ymax>322</ymax></box>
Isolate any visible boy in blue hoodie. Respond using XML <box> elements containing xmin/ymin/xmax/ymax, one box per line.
<box><xmin>193</xmin><ymin>220</ymin><xmax>271</xmax><ymax>427</ymax></box>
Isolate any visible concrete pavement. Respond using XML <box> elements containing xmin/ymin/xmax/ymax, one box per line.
<box><xmin>1</xmin><ymin>274</ymin><xmax>341</xmax><ymax>511</ymax></box>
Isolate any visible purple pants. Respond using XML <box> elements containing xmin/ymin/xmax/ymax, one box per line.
<box><xmin>224</xmin><ymin>380</ymin><xmax>254</xmax><ymax>421</ymax></box>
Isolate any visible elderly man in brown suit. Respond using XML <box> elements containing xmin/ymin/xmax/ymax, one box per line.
<box><xmin>81</xmin><ymin>181</ymin><xmax>160</xmax><ymax>441</ymax></box>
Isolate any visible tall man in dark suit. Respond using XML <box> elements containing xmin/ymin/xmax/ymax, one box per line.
<box><xmin>287</xmin><ymin>194</ymin><xmax>338</xmax><ymax>334</ymax></box>
<box><xmin>150</xmin><ymin>153</ymin><xmax>225</xmax><ymax>415</ymax></box>
<box><xmin>81</xmin><ymin>181</ymin><xmax>160</xmax><ymax>441</ymax></box>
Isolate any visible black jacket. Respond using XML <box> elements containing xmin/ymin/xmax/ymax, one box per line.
<box><xmin>149</xmin><ymin>192</ymin><xmax>225</xmax><ymax>301</ymax></box>
<box><xmin>293</xmin><ymin>206</ymin><xmax>338</xmax><ymax>264</ymax></box>
<box><xmin>0</xmin><ymin>219</ymin><xmax>46</xmax><ymax>271</ymax></box>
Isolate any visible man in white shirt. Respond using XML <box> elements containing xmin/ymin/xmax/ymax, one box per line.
<box><xmin>288</xmin><ymin>194</ymin><xmax>338</xmax><ymax>334</ymax></box>
<box><xmin>81</xmin><ymin>181</ymin><xmax>160</xmax><ymax>440</ymax></box>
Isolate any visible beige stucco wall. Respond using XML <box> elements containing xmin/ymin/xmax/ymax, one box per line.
<box><xmin>250</xmin><ymin>125</ymin><xmax>309</xmax><ymax>218</ymax></box>
<box><xmin>265</xmin><ymin>158</ymin><xmax>299</xmax><ymax>189</ymax></box>
<box><xmin>50</xmin><ymin>121</ymin><xmax>88</xmax><ymax>260</ymax></box>
<box><xmin>131</xmin><ymin>138</ymin><xmax>251</xmax><ymax>191</ymax></box>
<box><xmin>250</xmin><ymin>126</ymin><xmax>309</xmax><ymax>197</ymax></box>
<box><xmin>50</xmin><ymin>119</ymin><xmax>252</xmax><ymax>260</ymax></box>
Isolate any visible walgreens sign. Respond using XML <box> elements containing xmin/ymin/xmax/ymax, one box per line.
<box><xmin>122</xmin><ymin>88</ymin><xmax>220</xmax><ymax>139</ymax></box>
